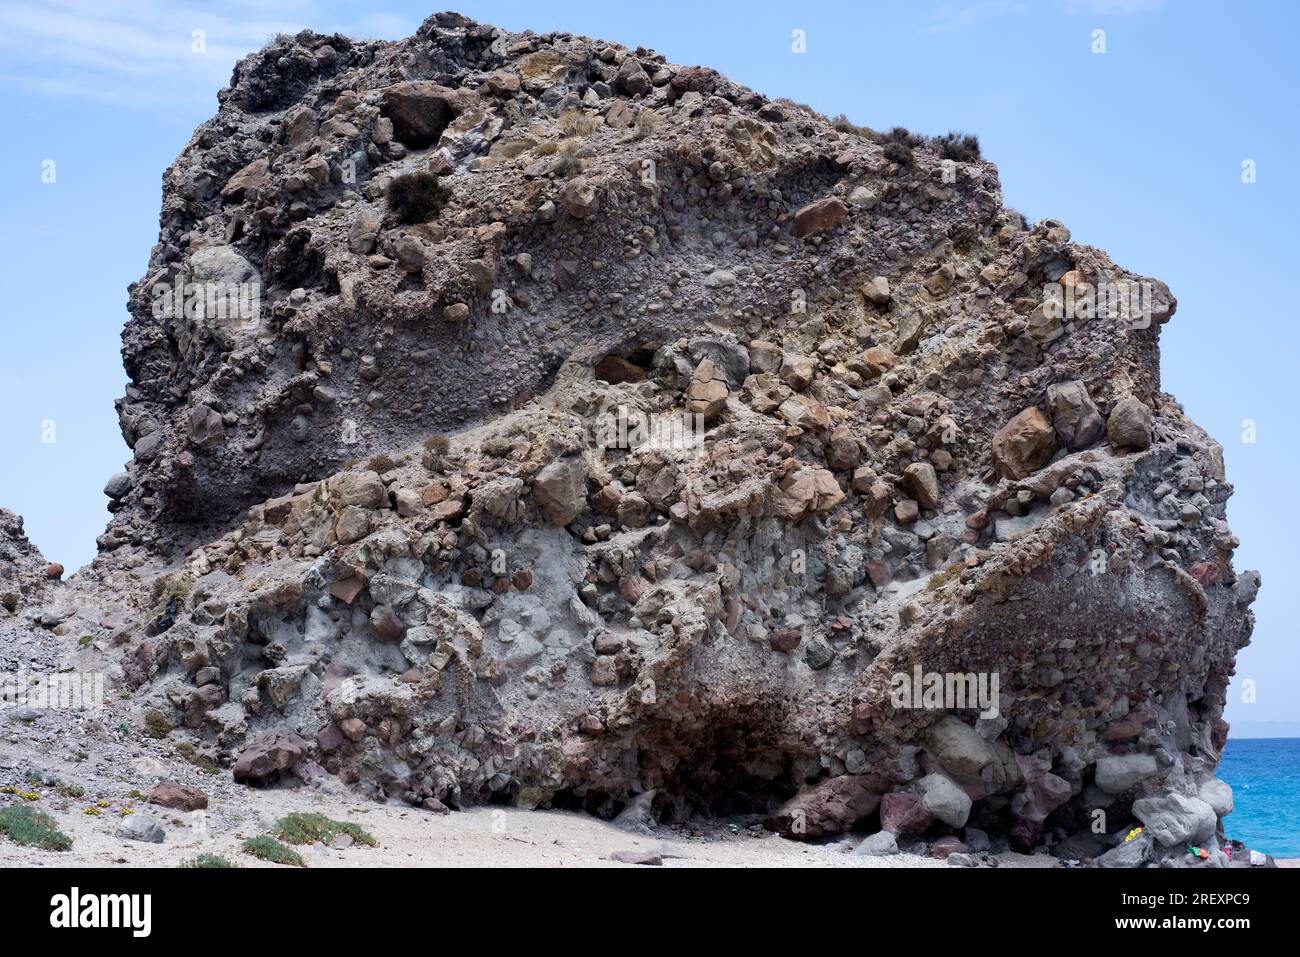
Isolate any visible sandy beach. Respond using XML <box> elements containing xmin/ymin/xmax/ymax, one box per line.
<box><xmin>1</xmin><ymin>779</ymin><xmax>1070</xmax><ymax>868</ymax></box>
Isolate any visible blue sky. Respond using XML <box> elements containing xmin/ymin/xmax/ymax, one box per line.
<box><xmin>0</xmin><ymin>0</ymin><xmax>1295</xmax><ymax>733</ymax></box>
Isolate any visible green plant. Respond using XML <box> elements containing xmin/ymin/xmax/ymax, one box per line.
<box><xmin>773</xmin><ymin>96</ymin><xmax>815</xmax><ymax>115</ymax></box>
<box><xmin>0</xmin><ymin>805</ymin><xmax>72</xmax><ymax>851</ymax></box>
<box><xmin>884</xmin><ymin>126</ymin><xmax>924</xmax><ymax>148</ymax></box>
<box><xmin>175</xmin><ymin>743</ymin><xmax>220</xmax><ymax>775</ymax></box>
<box><xmin>831</xmin><ymin>113</ymin><xmax>872</xmax><ymax>138</ymax></box>
<box><xmin>367</xmin><ymin>452</ymin><xmax>398</xmax><ymax>474</ymax></box>
<box><xmin>150</xmin><ymin>571</ymin><xmax>193</xmax><ymax>608</ymax></box>
<box><xmin>926</xmin><ymin>561</ymin><xmax>966</xmax><ymax>592</ymax></box>
<box><xmin>242</xmin><ymin>835</ymin><xmax>304</xmax><ymax>866</ymax></box>
<box><xmin>146</xmin><ymin>576</ymin><xmax>189</xmax><ymax>634</ymax></box>
<box><xmin>883</xmin><ymin>140</ymin><xmax>914</xmax><ymax>167</ymax></box>
<box><xmin>480</xmin><ymin>435</ymin><xmax>511</xmax><ymax>458</ymax></box>
<box><xmin>633</xmin><ymin>109</ymin><xmax>661</xmax><ymax>140</ymax></box>
<box><xmin>936</xmin><ymin>130</ymin><xmax>981</xmax><ymax>162</ymax></box>
<box><xmin>558</xmin><ymin>109</ymin><xmax>600</xmax><ymax>138</ymax></box>
<box><xmin>143</xmin><ymin>709</ymin><xmax>172</xmax><ymax>739</ymax></box>
<box><xmin>552</xmin><ymin>138</ymin><xmax>585</xmax><ymax>177</ymax></box>
<box><xmin>387</xmin><ymin>170</ymin><xmax>446</xmax><ymax>224</ymax></box>
<box><xmin>180</xmin><ymin>853</ymin><xmax>238</xmax><ymax>868</ymax></box>
<box><xmin>273</xmin><ymin>811</ymin><xmax>376</xmax><ymax>847</ymax></box>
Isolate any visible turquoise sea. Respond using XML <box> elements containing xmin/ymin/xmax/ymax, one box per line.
<box><xmin>1217</xmin><ymin>737</ymin><xmax>1300</xmax><ymax>858</ymax></box>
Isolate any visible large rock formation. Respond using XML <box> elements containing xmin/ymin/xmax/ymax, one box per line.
<box><xmin>9</xmin><ymin>13</ymin><xmax>1259</xmax><ymax>866</ymax></box>
<box><xmin>0</xmin><ymin>509</ymin><xmax>55</xmax><ymax>613</ymax></box>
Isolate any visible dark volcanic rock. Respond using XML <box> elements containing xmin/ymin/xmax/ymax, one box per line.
<box><xmin>26</xmin><ymin>12</ymin><xmax>1256</xmax><ymax>869</ymax></box>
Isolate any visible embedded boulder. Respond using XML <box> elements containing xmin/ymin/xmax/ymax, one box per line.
<box><xmin>991</xmin><ymin>407</ymin><xmax>1057</xmax><ymax>479</ymax></box>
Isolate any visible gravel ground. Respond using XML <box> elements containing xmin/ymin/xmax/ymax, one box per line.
<box><xmin>1</xmin><ymin>781</ymin><xmax>1070</xmax><ymax>868</ymax></box>
<box><xmin>0</xmin><ymin>705</ymin><xmax>1058</xmax><ymax>869</ymax></box>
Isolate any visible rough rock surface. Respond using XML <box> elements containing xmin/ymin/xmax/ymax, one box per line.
<box><xmin>0</xmin><ymin>13</ymin><xmax>1262</xmax><ymax>868</ymax></box>
<box><xmin>0</xmin><ymin>510</ymin><xmax>53</xmax><ymax>613</ymax></box>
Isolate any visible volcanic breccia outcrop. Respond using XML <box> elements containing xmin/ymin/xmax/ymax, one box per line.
<box><xmin>0</xmin><ymin>12</ymin><xmax>1261</xmax><ymax>866</ymax></box>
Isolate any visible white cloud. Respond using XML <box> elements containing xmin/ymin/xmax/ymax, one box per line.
<box><xmin>1066</xmin><ymin>0</ymin><xmax>1165</xmax><ymax>13</ymax></box>
<box><xmin>920</xmin><ymin>1</ymin><xmax>1031</xmax><ymax>35</ymax></box>
<box><xmin>918</xmin><ymin>0</ymin><xmax>1165</xmax><ymax>37</ymax></box>
<box><xmin>0</xmin><ymin>0</ymin><xmax>412</xmax><ymax>109</ymax></box>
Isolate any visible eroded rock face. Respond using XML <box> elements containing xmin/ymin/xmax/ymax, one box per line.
<box><xmin>27</xmin><ymin>12</ymin><xmax>1258</xmax><ymax>867</ymax></box>
<box><xmin>0</xmin><ymin>509</ymin><xmax>52</xmax><ymax>613</ymax></box>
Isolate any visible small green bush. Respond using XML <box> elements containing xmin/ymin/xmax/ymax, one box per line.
<box><xmin>831</xmin><ymin>114</ymin><xmax>872</xmax><ymax>138</ymax></box>
<box><xmin>633</xmin><ymin>109</ymin><xmax>661</xmax><ymax>140</ymax></box>
<box><xmin>174</xmin><ymin>742</ymin><xmax>220</xmax><ymax>774</ymax></box>
<box><xmin>936</xmin><ymin>131</ymin><xmax>981</xmax><ymax>162</ymax></box>
<box><xmin>926</xmin><ymin>561</ymin><xmax>966</xmax><ymax>592</ymax></box>
<box><xmin>241</xmin><ymin>835</ymin><xmax>304</xmax><ymax>866</ymax></box>
<box><xmin>19</xmin><ymin>771</ymin><xmax>86</xmax><ymax>801</ymax></box>
<box><xmin>273</xmin><ymin>811</ymin><xmax>376</xmax><ymax>847</ymax></box>
<box><xmin>552</xmin><ymin>138</ymin><xmax>585</xmax><ymax>177</ymax></box>
<box><xmin>884</xmin><ymin>126</ymin><xmax>924</xmax><ymax>148</ymax></box>
<box><xmin>387</xmin><ymin>170</ymin><xmax>446</xmax><ymax>224</ymax></box>
<box><xmin>883</xmin><ymin>140</ymin><xmax>914</xmax><ymax>166</ymax></box>
<box><xmin>146</xmin><ymin>572</ymin><xmax>193</xmax><ymax>635</ymax></box>
<box><xmin>0</xmin><ymin>805</ymin><xmax>72</xmax><ymax>851</ymax></box>
<box><xmin>143</xmin><ymin>709</ymin><xmax>172</xmax><ymax>739</ymax></box>
<box><xmin>367</xmin><ymin>452</ymin><xmax>399</xmax><ymax>474</ymax></box>
<box><xmin>180</xmin><ymin>853</ymin><xmax>238</xmax><ymax>868</ymax></box>
<box><xmin>480</xmin><ymin>435</ymin><xmax>511</xmax><ymax>458</ymax></box>
<box><xmin>558</xmin><ymin>109</ymin><xmax>600</xmax><ymax>138</ymax></box>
